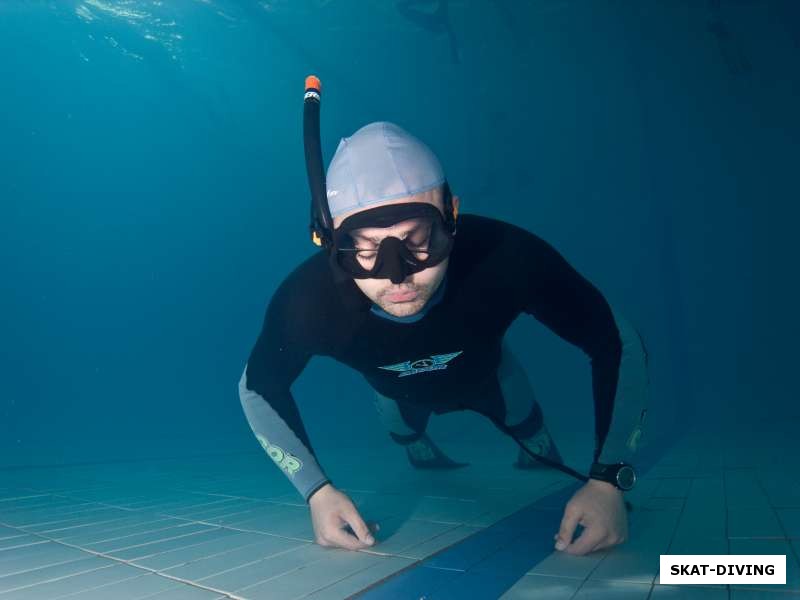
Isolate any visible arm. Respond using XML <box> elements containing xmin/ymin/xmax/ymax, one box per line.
<box><xmin>513</xmin><ymin>230</ymin><xmax>649</xmax><ymax>555</ymax></box>
<box><xmin>517</xmin><ymin>232</ymin><xmax>649</xmax><ymax>468</ymax></box>
<box><xmin>239</xmin><ymin>368</ymin><xmax>331</xmax><ymax>503</ymax></box>
<box><xmin>593</xmin><ymin>307</ymin><xmax>649</xmax><ymax>466</ymax></box>
<box><xmin>240</xmin><ymin>269</ymin><xmax>377</xmax><ymax>551</ymax></box>
<box><xmin>238</xmin><ymin>280</ymin><xmax>331</xmax><ymax>504</ymax></box>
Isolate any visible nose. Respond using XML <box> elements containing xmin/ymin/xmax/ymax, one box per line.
<box><xmin>379</xmin><ymin>237</ymin><xmax>409</xmax><ymax>284</ymax></box>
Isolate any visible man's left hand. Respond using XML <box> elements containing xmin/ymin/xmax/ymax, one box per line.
<box><xmin>553</xmin><ymin>479</ymin><xmax>628</xmax><ymax>555</ymax></box>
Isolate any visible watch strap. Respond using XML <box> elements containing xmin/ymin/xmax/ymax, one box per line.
<box><xmin>589</xmin><ymin>462</ymin><xmax>636</xmax><ymax>491</ymax></box>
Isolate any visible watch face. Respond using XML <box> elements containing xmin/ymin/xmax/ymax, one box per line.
<box><xmin>616</xmin><ymin>466</ymin><xmax>636</xmax><ymax>490</ymax></box>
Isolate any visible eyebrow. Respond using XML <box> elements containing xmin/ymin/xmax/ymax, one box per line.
<box><xmin>352</xmin><ymin>221</ymin><xmax>425</xmax><ymax>244</ymax></box>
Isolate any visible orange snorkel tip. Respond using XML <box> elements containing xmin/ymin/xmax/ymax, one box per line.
<box><xmin>305</xmin><ymin>75</ymin><xmax>321</xmax><ymax>93</ymax></box>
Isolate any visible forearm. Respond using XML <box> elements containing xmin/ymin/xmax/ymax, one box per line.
<box><xmin>238</xmin><ymin>367</ymin><xmax>331</xmax><ymax>502</ymax></box>
<box><xmin>594</xmin><ymin>309</ymin><xmax>649</xmax><ymax>465</ymax></box>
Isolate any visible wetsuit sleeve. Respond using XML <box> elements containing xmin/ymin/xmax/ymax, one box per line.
<box><xmin>238</xmin><ymin>278</ymin><xmax>331</xmax><ymax>503</ymax></box>
<box><xmin>516</xmin><ymin>233</ymin><xmax>649</xmax><ymax>467</ymax></box>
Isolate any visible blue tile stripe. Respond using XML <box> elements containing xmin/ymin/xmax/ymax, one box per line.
<box><xmin>354</xmin><ymin>436</ymin><xmax>676</xmax><ymax>599</ymax></box>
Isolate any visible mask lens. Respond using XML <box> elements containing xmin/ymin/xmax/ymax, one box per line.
<box><xmin>338</xmin><ymin>217</ymin><xmax>433</xmax><ymax>270</ymax></box>
<box><xmin>333</xmin><ymin>203</ymin><xmax>454</xmax><ymax>278</ymax></box>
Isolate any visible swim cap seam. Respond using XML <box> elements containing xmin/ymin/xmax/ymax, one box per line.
<box><xmin>342</xmin><ymin>136</ymin><xmax>361</xmax><ymax>215</ymax></box>
<box><xmin>385</xmin><ymin>121</ymin><xmax>411</xmax><ymax>196</ymax></box>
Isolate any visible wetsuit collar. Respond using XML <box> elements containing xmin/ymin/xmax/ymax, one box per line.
<box><xmin>370</xmin><ymin>273</ymin><xmax>447</xmax><ymax>324</ymax></box>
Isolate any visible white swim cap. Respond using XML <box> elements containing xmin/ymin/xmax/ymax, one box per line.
<box><xmin>325</xmin><ymin>121</ymin><xmax>446</xmax><ymax>219</ymax></box>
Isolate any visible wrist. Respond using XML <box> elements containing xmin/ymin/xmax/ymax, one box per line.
<box><xmin>306</xmin><ymin>481</ymin><xmax>332</xmax><ymax>504</ymax></box>
<box><xmin>587</xmin><ymin>478</ymin><xmax>622</xmax><ymax>494</ymax></box>
<box><xmin>589</xmin><ymin>462</ymin><xmax>637</xmax><ymax>492</ymax></box>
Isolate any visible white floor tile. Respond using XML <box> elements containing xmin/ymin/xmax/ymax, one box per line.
<box><xmin>651</xmin><ymin>583</ymin><xmax>728</xmax><ymax>598</ymax></box>
<box><xmin>526</xmin><ymin>548</ymin><xmax>609</xmax><ymax>580</ymax></box>
<box><xmin>0</xmin><ymin>542</ymin><xmax>93</xmax><ymax>578</ymax></box>
<box><xmin>0</xmin><ymin>556</ymin><xmax>110</xmax><ymax>594</ymax></box>
<box><xmin>727</xmin><ymin>508</ymin><xmax>783</xmax><ymax>539</ymax></box>
<box><xmin>727</xmin><ymin>538</ymin><xmax>800</xmax><ymax>593</ymax></box>
<box><xmin>161</xmin><ymin>536</ymin><xmax>305</xmax><ymax>581</ymax></box>
<box><xmin>399</xmin><ymin>524</ymin><xmax>485</xmax><ymax>559</ymax></box>
<box><xmin>303</xmin><ymin>555</ymin><xmax>416</xmax><ymax>599</ymax></box>
<box><xmin>131</xmin><ymin>530</ymin><xmax>263</xmax><ymax>571</ymax></box>
<box><xmin>236</xmin><ymin>549</ymin><xmax>382</xmax><ymax>599</ymax></box>
<box><xmin>55</xmin><ymin>572</ymin><xmax>179</xmax><ymax>599</ymax></box>
<box><xmin>0</xmin><ymin>562</ymin><xmax>142</xmax><ymax>600</ymax></box>
<box><xmin>500</xmin><ymin>574</ymin><xmax>584</xmax><ymax>599</ymax></box>
<box><xmin>196</xmin><ymin>544</ymin><xmax>327</xmax><ymax>591</ymax></box>
<box><xmin>571</xmin><ymin>579</ymin><xmax>652</xmax><ymax>598</ymax></box>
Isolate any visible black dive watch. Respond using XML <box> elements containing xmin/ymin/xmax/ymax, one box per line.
<box><xmin>589</xmin><ymin>462</ymin><xmax>637</xmax><ymax>491</ymax></box>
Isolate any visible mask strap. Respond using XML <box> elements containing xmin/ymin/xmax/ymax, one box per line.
<box><xmin>442</xmin><ymin>181</ymin><xmax>457</xmax><ymax>234</ymax></box>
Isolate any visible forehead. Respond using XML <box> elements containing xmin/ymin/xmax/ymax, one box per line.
<box><xmin>349</xmin><ymin>217</ymin><xmax>428</xmax><ymax>240</ymax></box>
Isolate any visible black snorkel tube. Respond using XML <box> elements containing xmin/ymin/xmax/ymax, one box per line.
<box><xmin>303</xmin><ymin>75</ymin><xmax>334</xmax><ymax>250</ymax></box>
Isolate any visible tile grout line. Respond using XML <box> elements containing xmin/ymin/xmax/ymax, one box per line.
<box><xmin>757</xmin><ymin>471</ymin><xmax>800</xmax><ymax>595</ymax></box>
<box><xmin>11</xmin><ymin>485</ymin><xmax>499</xmax><ymax>562</ymax></box>
<box><xmin>5</xmin><ymin>487</ymin><xmax>452</xmax><ymax>598</ymax></box>
<box><xmin>643</xmin><ymin>482</ymin><xmax>691</xmax><ymax>599</ymax></box>
<box><xmin>0</xmin><ymin>518</ymin><xmax>248</xmax><ymax>600</ymax></box>
<box><xmin>5</xmin><ymin>438</ymin><xmax>712</xmax><ymax>599</ymax></box>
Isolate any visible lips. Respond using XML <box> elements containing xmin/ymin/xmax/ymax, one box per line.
<box><xmin>385</xmin><ymin>289</ymin><xmax>418</xmax><ymax>302</ymax></box>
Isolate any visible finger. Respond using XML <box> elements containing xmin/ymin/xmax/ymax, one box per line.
<box><xmin>555</xmin><ymin>508</ymin><xmax>581</xmax><ymax>550</ymax></box>
<box><xmin>563</xmin><ymin>525</ymin><xmax>606</xmax><ymax>556</ymax></box>
<box><xmin>365</xmin><ymin>521</ymin><xmax>380</xmax><ymax>538</ymax></box>
<box><xmin>343</xmin><ymin>509</ymin><xmax>375</xmax><ymax>545</ymax></box>
<box><xmin>325</xmin><ymin>525</ymin><xmax>367</xmax><ymax>551</ymax></box>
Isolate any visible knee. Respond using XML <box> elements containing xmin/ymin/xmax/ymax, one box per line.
<box><xmin>389</xmin><ymin>430</ymin><xmax>426</xmax><ymax>445</ymax></box>
<box><xmin>505</xmin><ymin>403</ymin><xmax>544</xmax><ymax>438</ymax></box>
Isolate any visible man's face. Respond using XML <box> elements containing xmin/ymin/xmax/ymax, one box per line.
<box><xmin>332</xmin><ymin>187</ymin><xmax>450</xmax><ymax>318</ymax></box>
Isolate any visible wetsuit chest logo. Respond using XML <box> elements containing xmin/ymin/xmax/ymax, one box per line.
<box><xmin>378</xmin><ymin>351</ymin><xmax>463</xmax><ymax>378</ymax></box>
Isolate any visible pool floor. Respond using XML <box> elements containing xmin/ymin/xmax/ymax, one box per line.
<box><xmin>1</xmin><ymin>420</ymin><xmax>798</xmax><ymax>599</ymax></box>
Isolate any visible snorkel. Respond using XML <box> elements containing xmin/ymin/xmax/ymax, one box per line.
<box><xmin>303</xmin><ymin>75</ymin><xmax>334</xmax><ymax>250</ymax></box>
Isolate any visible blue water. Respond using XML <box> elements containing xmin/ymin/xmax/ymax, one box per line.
<box><xmin>1</xmin><ymin>1</ymin><xmax>798</xmax><ymax>591</ymax></box>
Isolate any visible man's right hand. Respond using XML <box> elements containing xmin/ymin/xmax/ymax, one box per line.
<box><xmin>308</xmin><ymin>483</ymin><xmax>379</xmax><ymax>550</ymax></box>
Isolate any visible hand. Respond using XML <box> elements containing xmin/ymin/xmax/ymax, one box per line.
<box><xmin>308</xmin><ymin>483</ymin><xmax>379</xmax><ymax>551</ymax></box>
<box><xmin>553</xmin><ymin>479</ymin><xmax>628</xmax><ymax>555</ymax></box>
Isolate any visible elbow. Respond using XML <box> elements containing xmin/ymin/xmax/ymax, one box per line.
<box><xmin>608</xmin><ymin>309</ymin><xmax>649</xmax><ymax>371</ymax></box>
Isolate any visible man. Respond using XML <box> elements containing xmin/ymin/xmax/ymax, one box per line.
<box><xmin>239</xmin><ymin>121</ymin><xmax>649</xmax><ymax>556</ymax></box>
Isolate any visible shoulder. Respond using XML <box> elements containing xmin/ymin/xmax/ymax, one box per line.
<box><xmin>266</xmin><ymin>250</ymin><xmax>366</xmax><ymax>335</ymax></box>
<box><xmin>456</xmin><ymin>213</ymin><xmax>563</xmax><ymax>267</ymax></box>
<box><xmin>267</xmin><ymin>250</ymin><xmax>335</xmax><ymax>322</ymax></box>
<box><xmin>276</xmin><ymin>250</ymin><xmax>331</xmax><ymax>295</ymax></box>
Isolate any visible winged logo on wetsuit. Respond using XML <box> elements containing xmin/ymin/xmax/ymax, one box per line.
<box><xmin>379</xmin><ymin>351</ymin><xmax>464</xmax><ymax>377</ymax></box>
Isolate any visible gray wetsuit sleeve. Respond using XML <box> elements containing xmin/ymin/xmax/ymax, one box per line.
<box><xmin>595</xmin><ymin>307</ymin><xmax>649</xmax><ymax>465</ymax></box>
<box><xmin>239</xmin><ymin>367</ymin><xmax>330</xmax><ymax>503</ymax></box>
<box><xmin>238</xmin><ymin>277</ymin><xmax>331</xmax><ymax>503</ymax></box>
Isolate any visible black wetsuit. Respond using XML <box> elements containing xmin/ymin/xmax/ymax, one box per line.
<box><xmin>238</xmin><ymin>214</ymin><xmax>649</xmax><ymax>501</ymax></box>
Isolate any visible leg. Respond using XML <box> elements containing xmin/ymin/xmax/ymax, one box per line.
<box><xmin>496</xmin><ymin>341</ymin><xmax>563</xmax><ymax>469</ymax></box>
<box><xmin>372</xmin><ymin>390</ymin><xmax>431</xmax><ymax>444</ymax></box>
<box><xmin>372</xmin><ymin>390</ymin><xmax>468</xmax><ymax>469</ymax></box>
